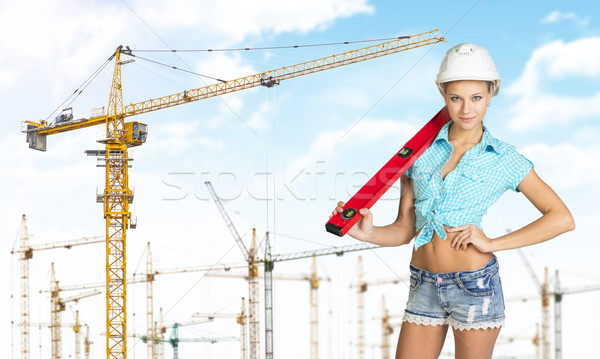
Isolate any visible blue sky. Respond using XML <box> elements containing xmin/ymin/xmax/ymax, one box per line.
<box><xmin>2</xmin><ymin>1</ymin><xmax>599</xmax><ymax>358</ymax></box>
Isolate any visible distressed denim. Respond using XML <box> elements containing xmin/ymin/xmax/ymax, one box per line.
<box><xmin>403</xmin><ymin>255</ymin><xmax>505</xmax><ymax>330</ymax></box>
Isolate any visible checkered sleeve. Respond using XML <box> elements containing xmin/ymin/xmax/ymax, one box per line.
<box><xmin>404</xmin><ymin>164</ymin><xmax>413</xmax><ymax>179</ymax></box>
<box><xmin>504</xmin><ymin>149</ymin><xmax>533</xmax><ymax>192</ymax></box>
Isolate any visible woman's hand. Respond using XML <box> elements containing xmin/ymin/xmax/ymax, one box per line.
<box><xmin>447</xmin><ymin>225</ymin><xmax>494</xmax><ymax>253</ymax></box>
<box><xmin>330</xmin><ymin>201</ymin><xmax>373</xmax><ymax>242</ymax></box>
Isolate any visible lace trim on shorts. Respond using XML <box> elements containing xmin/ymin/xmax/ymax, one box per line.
<box><xmin>402</xmin><ymin>312</ymin><xmax>446</xmax><ymax>327</ymax></box>
<box><xmin>403</xmin><ymin>313</ymin><xmax>504</xmax><ymax>331</ymax></box>
<box><xmin>447</xmin><ymin>317</ymin><xmax>504</xmax><ymax>331</ymax></box>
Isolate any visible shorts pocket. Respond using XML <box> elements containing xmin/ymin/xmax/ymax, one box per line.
<box><xmin>457</xmin><ymin>272</ymin><xmax>494</xmax><ymax>297</ymax></box>
<box><xmin>409</xmin><ymin>272</ymin><xmax>421</xmax><ymax>292</ymax></box>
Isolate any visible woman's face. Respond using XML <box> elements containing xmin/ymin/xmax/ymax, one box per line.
<box><xmin>442</xmin><ymin>80</ymin><xmax>492</xmax><ymax>132</ymax></box>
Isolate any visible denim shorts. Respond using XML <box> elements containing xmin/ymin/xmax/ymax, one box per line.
<box><xmin>402</xmin><ymin>255</ymin><xmax>505</xmax><ymax>331</ymax></box>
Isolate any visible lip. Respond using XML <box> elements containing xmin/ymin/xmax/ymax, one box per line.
<box><xmin>459</xmin><ymin>117</ymin><xmax>475</xmax><ymax>121</ymax></box>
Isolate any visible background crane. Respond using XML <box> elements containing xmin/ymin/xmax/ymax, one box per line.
<box><xmin>517</xmin><ymin>248</ymin><xmax>600</xmax><ymax>358</ymax></box>
<box><xmin>162</xmin><ymin>322</ymin><xmax>238</xmax><ymax>359</ymax></box>
<box><xmin>205</xmin><ymin>180</ymin><xmax>262</xmax><ymax>359</ymax></box>
<box><xmin>22</xmin><ymin>30</ymin><xmax>444</xmax><ymax>359</ymax></box>
<box><xmin>125</xmin><ymin>320</ymin><xmax>238</xmax><ymax>359</ymax></box>
<box><xmin>551</xmin><ymin>269</ymin><xmax>600</xmax><ymax>359</ymax></box>
<box><xmin>192</xmin><ymin>302</ymin><xmax>248</xmax><ymax>359</ymax></box>
<box><xmin>49</xmin><ymin>263</ymin><xmax>101</xmax><ymax>359</ymax></box>
<box><xmin>262</xmin><ymin>233</ymin><xmax>386</xmax><ymax>359</ymax></box>
<box><xmin>352</xmin><ymin>256</ymin><xmax>409</xmax><ymax>359</ymax></box>
<box><xmin>11</xmin><ymin>214</ymin><xmax>103</xmax><ymax>359</ymax></box>
<box><xmin>380</xmin><ymin>296</ymin><xmax>394</xmax><ymax>359</ymax></box>
<box><xmin>206</xmin><ymin>180</ymin><xmax>385</xmax><ymax>359</ymax></box>
<box><xmin>28</xmin><ymin>320</ymin><xmax>89</xmax><ymax>359</ymax></box>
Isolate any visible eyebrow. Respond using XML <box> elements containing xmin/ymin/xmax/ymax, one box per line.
<box><xmin>447</xmin><ymin>92</ymin><xmax>486</xmax><ymax>97</ymax></box>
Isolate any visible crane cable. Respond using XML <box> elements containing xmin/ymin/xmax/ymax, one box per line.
<box><xmin>44</xmin><ymin>57</ymin><xmax>113</xmax><ymax>124</ymax></box>
<box><xmin>124</xmin><ymin>52</ymin><xmax>227</xmax><ymax>83</ymax></box>
<box><xmin>129</xmin><ymin>36</ymin><xmax>410</xmax><ymax>53</ymax></box>
<box><xmin>42</xmin><ymin>34</ymin><xmax>408</xmax><ymax>126</ymax></box>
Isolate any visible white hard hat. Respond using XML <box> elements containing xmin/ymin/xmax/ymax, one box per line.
<box><xmin>436</xmin><ymin>43</ymin><xmax>501</xmax><ymax>96</ymax></box>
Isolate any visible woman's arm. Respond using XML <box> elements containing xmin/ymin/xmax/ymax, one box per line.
<box><xmin>331</xmin><ymin>175</ymin><xmax>417</xmax><ymax>247</ymax></box>
<box><xmin>448</xmin><ymin>169</ymin><xmax>575</xmax><ymax>252</ymax></box>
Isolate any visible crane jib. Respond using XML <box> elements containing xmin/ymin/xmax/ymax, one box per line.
<box><xmin>325</xmin><ymin>107</ymin><xmax>450</xmax><ymax>237</ymax></box>
<box><xmin>22</xmin><ymin>30</ymin><xmax>445</xmax><ymax>147</ymax></box>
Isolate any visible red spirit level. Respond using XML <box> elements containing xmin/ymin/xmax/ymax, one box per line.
<box><xmin>325</xmin><ymin>107</ymin><xmax>451</xmax><ymax>237</ymax></box>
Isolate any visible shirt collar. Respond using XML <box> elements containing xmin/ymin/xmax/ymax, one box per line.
<box><xmin>434</xmin><ymin>121</ymin><xmax>500</xmax><ymax>154</ymax></box>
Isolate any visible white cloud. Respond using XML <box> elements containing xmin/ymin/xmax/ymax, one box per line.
<box><xmin>0</xmin><ymin>0</ymin><xmax>372</xmax><ymax>102</ymax></box>
<box><xmin>506</xmin><ymin>91</ymin><xmax>600</xmax><ymax>131</ymax></box>
<box><xmin>245</xmin><ymin>101</ymin><xmax>273</xmax><ymax>130</ymax></box>
<box><xmin>195</xmin><ymin>52</ymin><xmax>259</xmax><ymax>83</ymax></box>
<box><xmin>521</xmin><ymin>142</ymin><xmax>600</xmax><ymax>190</ymax></box>
<box><xmin>136</xmin><ymin>0</ymin><xmax>374</xmax><ymax>43</ymax></box>
<box><xmin>505</xmin><ymin>37</ymin><xmax>600</xmax><ymax>131</ymax></box>
<box><xmin>0</xmin><ymin>1</ymin><xmax>127</xmax><ymax>96</ymax></box>
<box><xmin>540</xmin><ymin>11</ymin><xmax>589</xmax><ymax>26</ymax></box>
<box><xmin>541</xmin><ymin>11</ymin><xmax>576</xmax><ymax>23</ymax></box>
<box><xmin>0</xmin><ymin>67</ymin><xmax>18</xmax><ymax>91</ymax></box>
<box><xmin>286</xmin><ymin>117</ymin><xmax>419</xmax><ymax>179</ymax></box>
<box><xmin>151</xmin><ymin>121</ymin><xmax>224</xmax><ymax>155</ymax></box>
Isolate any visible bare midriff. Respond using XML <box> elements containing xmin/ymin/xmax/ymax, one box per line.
<box><xmin>410</xmin><ymin>225</ymin><xmax>493</xmax><ymax>273</ymax></box>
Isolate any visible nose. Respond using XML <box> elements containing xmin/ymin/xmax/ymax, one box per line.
<box><xmin>462</xmin><ymin>99</ymin><xmax>472</xmax><ymax>114</ymax></box>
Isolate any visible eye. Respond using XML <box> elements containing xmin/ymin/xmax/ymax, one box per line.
<box><xmin>472</xmin><ymin>95</ymin><xmax>482</xmax><ymax>101</ymax></box>
<box><xmin>450</xmin><ymin>96</ymin><xmax>461</xmax><ymax>102</ymax></box>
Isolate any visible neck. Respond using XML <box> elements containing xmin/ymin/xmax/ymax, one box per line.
<box><xmin>448</xmin><ymin>122</ymin><xmax>484</xmax><ymax>145</ymax></box>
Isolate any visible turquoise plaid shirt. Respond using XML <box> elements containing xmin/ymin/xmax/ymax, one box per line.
<box><xmin>405</xmin><ymin>121</ymin><xmax>533</xmax><ymax>250</ymax></box>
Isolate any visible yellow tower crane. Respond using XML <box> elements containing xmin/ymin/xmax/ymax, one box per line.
<box><xmin>72</xmin><ymin>310</ymin><xmax>92</xmax><ymax>359</ymax></box>
<box><xmin>22</xmin><ymin>30</ymin><xmax>445</xmax><ymax>359</ymax></box>
<box><xmin>352</xmin><ymin>256</ymin><xmax>409</xmax><ymax>359</ymax></box>
<box><xmin>11</xmin><ymin>214</ymin><xmax>103</xmax><ymax>359</ymax></box>
<box><xmin>29</xmin><ymin>320</ymin><xmax>88</xmax><ymax>359</ymax></box>
<box><xmin>49</xmin><ymin>263</ymin><xmax>102</xmax><ymax>359</ymax></box>
<box><xmin>191</xmin><ymin>301</ymin><xmax>248</xmax><ymax>359</ymax></box>
<box><xmin>199</xmin><ymin>257</ymin><xmax>330</xmax><ymax>358</ymax></box>
<box><xmin>380</xmin><ymin>296</ymin><xmax>394</xmax><ymax>359</ymax></box>
<box><xmin>84</xmin><ymin>324</ymin><xmax>93</xmax><ymax>359</ymax></box>
<box><xmin>207</xmin><ymin>176</ymin><xmax>391</xmax><ymax>358</ymax></box>
<box><xmin>515</xmin><ymin>251</ymin><xmax>600</xmax><ymax>359</ymax></box>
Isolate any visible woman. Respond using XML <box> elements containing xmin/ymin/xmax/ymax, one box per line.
<box><xmin>331</xmin><ymin>43</ymin><xmax>575</xmax><ymax>359</ymax></box>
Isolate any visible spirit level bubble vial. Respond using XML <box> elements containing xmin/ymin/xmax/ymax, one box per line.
<box><xmin>325</xmin><ymin>107</ymin><xmax>450</xmax><ymax>237</ymax></box>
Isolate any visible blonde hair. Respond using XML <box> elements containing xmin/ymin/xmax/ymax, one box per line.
<box><xmin>441</xmin><ymin>81</ymin><xmax>494</xmax><ymax>95</ymax></box>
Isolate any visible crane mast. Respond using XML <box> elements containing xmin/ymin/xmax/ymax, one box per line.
<box><xmin>74</xmin><ymin>311</ymin><xmax>81</xmax><ymax>359</ymax></box>
<box><xmin>264</xmin><ymin>232</ymin><xmax>274</xmax><ymax>359</ymax></box>
<box><xmin>18</xmin><ymin>214</ymin><xmax>31</xmax><ymax>359</ymax></box>
<box><xmin>309</xmin><ymin>256</ymin><xmax>319</xmax><ymax>359</ymax></box>
<box><xmin>381</xmin><ymin>296</ymin><xmax>393</xmax><ymax>359</ymax></box>
<box><xmin>239</xmin><ymin>298</ymin><xmax>248</xmax><ymax>359</ymax></box>
<box><xmin>146</xmin><ymin>242</ymin><xmax>154</xmax><ymax>359</ymax></box>
<box><xmin>102</xmin><ymin>46</ymin><xmax>131</xmax><ymax>359</ymax></box>
<box><xmin>357</xmin><ymin>256</ymin><xmax>366</xmax><ymax>359</ymax></box>
<box><xmin>84</xmin><ymin>325</ymin><xmax>92</xmax><ymax>359</ymax></box>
